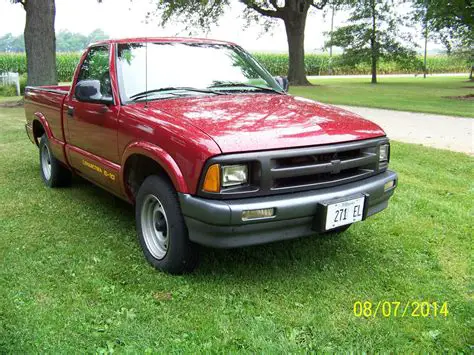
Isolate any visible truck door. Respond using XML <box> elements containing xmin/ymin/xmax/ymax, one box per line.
<box><xmin>64</xmin><ymin>44</ymin><xmax>121</xmax><ymax>192</ymax></box>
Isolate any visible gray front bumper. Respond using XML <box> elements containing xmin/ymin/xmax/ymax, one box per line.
<box><xmin>179</xmin><ymin>170</ymin><xmax>397</xmax><ymax>248</ymax></box>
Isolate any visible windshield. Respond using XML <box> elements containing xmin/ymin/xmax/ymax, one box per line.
<box><xmin>116</xmin><ymin>42</ymin><xmax>283</xmax><ymax>103</ymax></box>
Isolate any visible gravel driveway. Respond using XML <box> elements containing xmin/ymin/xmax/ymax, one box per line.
<box><xmin>337</xmin><ymin>105</ymin><xmax>473</xmax><ymax>155</ymax></box>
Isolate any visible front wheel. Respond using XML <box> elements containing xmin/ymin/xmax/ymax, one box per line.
<box><xmin>135</xmin><ymin>175</ymin><xmax>198</xmax><ymax>274</ymax></box>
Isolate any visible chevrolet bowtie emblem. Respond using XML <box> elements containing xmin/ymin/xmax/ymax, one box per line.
<box><xmin>330</xmin><ymin>159</ymin><xmax>342</xmax><ymax>174</ymax></box>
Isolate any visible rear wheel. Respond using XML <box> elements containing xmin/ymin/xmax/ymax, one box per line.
<box><xmin>39</xmin><ymin>135</ymin><xmax>72</xmax><ymax>187</ymax></box>
<box><xmin>135</xmin><ymin>175</ymin><xmax>198</xmax><ymax>274</ymax></box>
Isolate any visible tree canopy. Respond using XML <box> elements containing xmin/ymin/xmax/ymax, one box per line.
<box><xmin>0</xmin><ymin>29</ymin><xmax>108</xmax><ymax>53</ymax></box>
<box><xmin>327</xmin><ymin>0</ymin><xmax>418</xmax><ymax>83</ymax></box>
<box><xmin>150</xmin><ymin>0</ymin><xmax>333</xmax><ymax>85</ymax></box>
<box><xmin>412</xmin><ymin>0</ymin><xmax>473</xmax><ymax>49</ymax></box>
<box><xmin>412</xmin><ymin>0</ymin><xmax>473</xmax><ymax>78</ymax></box>
<box><xmin>0</xmin><ymin>33</ymin><xmax>25</xmax><ymax>52</ymax></box>
<box><xmin>10</xmin><ymin>0</ymin><xmax>105</xmax><ymax>85</ymax></box>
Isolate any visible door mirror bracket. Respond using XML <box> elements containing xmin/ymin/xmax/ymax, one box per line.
<box><xmin>274</xmin><ymin>76</ymin><xmax>289</xmax><ymax>92</ymax></box>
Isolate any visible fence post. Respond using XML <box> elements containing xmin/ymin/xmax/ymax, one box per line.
<box><xmin>14</xmin><ymin>73</ymin><xmax>20</xmax><ymax>96</ymax></box>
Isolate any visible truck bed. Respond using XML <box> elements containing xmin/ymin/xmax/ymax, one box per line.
<box><xmin>24</xmin><ymin>85</ymin><xmax>71</xmax><ymax>147</ymax></box>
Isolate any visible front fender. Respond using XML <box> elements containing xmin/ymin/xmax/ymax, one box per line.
<box><xmin>121</xmin><ymin>141</ymin><xmax>189</xmax><ymax>194</ymax></box>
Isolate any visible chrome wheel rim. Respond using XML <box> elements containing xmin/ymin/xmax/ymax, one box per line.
<box><xmin>141</xmin><ymin>194</ymin><xmax>169</xmax><ymax>260</ymax></box>
<box><xmin>41</xmin><ymin>144</ymin><xmax>52</xmax><ymax>181</ymax></box>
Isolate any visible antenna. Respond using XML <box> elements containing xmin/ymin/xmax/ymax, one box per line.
<box><xmin>145</xmin><ymin>38</ymin><xmax>148</xmax><ymax>107</ymax></box>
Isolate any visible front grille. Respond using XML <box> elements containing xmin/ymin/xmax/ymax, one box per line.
<box><xmin>270</xmin><ymin>147</ymin><xmax>378</xmax><ymax>191</ymax></box>
<box><xmin>273</xmin><ymin>167</ymin><xmax>373</xmax><ymax>189</ymax></box>
<box><xmin>274</xmin><ymin>149</ymin><xmax>362</xmax><ymax>168</ymax></box>
<box><xmin>198</xmin><ymin>137</ymin><xmax>388</xmax><ymax>199</ymax></box>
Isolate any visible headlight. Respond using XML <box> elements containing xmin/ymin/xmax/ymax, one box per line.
<box><xmin>379</xmin><ymin>144</ymin><xmax>390</xmax><ymax>162</ymax></box>
<box><xmin>222</xmin><ymin>164</ymin><xmax>248</xmax><ymax>187</ymax></box>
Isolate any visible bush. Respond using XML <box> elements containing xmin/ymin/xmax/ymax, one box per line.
<box><xmin>0</xmin><ymin>73</ymin><xmax>28</xmax><ymax>96</ymax></box>
<box><xmin>19</xmin><ymin>73</ymin><xmax>27</xmax><ymax>94</ymax></box>
<box><xmin>0</xmin><ymin>84</ymin><xmax>17</xmax><ymax>97</ymax></box>
<box><xmin>0</xmin><ymin>52</ymin><xmax>470</xmax><ymax>81</ymax></box>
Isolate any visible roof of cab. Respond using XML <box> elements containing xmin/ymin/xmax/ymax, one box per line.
<box><xmin>90</xmin><ymin>37</ymin><xmax>237</xmax><ymax>47</ymax></box>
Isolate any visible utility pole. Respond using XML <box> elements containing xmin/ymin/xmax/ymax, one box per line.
<box><xmin>423</xmin><ymin>0</ymin><xmax>429</xmax><ymax>78</ymax></box>
<box><xmin>328</xmin><ymin>4</ymin><xmax>335</xmax><ymax>75</ymax></box>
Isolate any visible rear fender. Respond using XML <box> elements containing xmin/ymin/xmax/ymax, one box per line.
<box><xmin>33</xmin><ymin>112</ymin><xmax>68</xmax><ymax>164</ymax></box>
<box><xmin>32</xmin><ymin>112</ymin><xmax>53</xmax><ymax>143</ymax></box>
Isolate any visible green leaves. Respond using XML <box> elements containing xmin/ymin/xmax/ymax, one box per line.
<box><xmin>56</xmin><ymin>53</ymin><xmax>82</xmax><ymax>81</ymax></box>
<box><xmin>0</xmin><ymin>52</ymin><xmax>81</xmax><ymax>82</ymax></box>
<box><xmin>0</xmin><ymin>29</ymin><xmax>109</xmax><ymax>53</ymax></box>
<box><xmin>0</xmin><ymin>52</ymin><xmax>469</xmax><ymax>82</ymax></box>
<box><xmin>151</xmin><ymin>0</ymin><xmax>230</xmax><ymax>32</ymax></box>
<box><xmin>0</xmin><ymin>53</ymin><xmax>26</xmax><ymax>74</ymax></box>
<box><xmin>325</xmin><ymin>0</ymin><xmax>419</xmax><ymax>81</ymax></box>
<box><xmin>413</xmin><ymin>0</ymin><xmax>473</xmax><ymax>62</ymax></box>
<box><xmin>254</xmin><ymin>53</ymin><xmax>468</xmax><ymax>76</ymax></box>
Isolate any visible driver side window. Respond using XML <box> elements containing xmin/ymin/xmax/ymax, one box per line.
<box><xmin>77</xmin><ymin>45</ymin><xmax>112</xmax><ymax>97</ymax></box>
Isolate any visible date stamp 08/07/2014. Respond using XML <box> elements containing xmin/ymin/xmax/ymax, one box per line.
<box><xmin>353</xmin><ymin>301</ymin><xmax>449</xmax><ymax>318</ymax></box>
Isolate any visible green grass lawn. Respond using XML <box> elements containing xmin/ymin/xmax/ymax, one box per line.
<box><xmin>0</xmin><ymin>96</ymin><xmax>22</xmax><ymax>104</ymax></box>
<box><xmin>291</xmin><ymin>76</ymin><xmax>474</xmax><ymax>117</ymax></box>
<box><xmin>0</xmin><ymin>107</ymin><xmax>472</xmax><ymax>352</ymax></box>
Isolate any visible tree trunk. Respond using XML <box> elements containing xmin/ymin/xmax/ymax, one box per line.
<box><xmin>284</xmin><ymin>11</ymin><xmax>310</xmax><ymax>86</ymax></box>
<box><xmin>24</xmin><ymin>0</ymin><xmax>57</xmax><ymax>86</ymax></box>
<box><xmin>470</xmin><ymin>65</ymin><xmax>473</xmax><ymax>81</ymax></box>
<box><xmin>370</xmin><ymin>0</ymin><xmax>377</xmax><ymax>84</ymax></box>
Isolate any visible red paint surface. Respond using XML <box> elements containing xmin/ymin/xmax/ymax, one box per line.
<box><xmin>24</xmin><ymin>89</ymin><xmax>67</xmax><ymax>141</ymax></box>
<box><xmin>24</xmin><ymin>37</ymin><xmax>386</xmax><ymax>200</ymax></box>
<box><xmin>66</xmin><ymin>144</ymin><xmax>125</xmax><ymax>199</ymax></box>
<box><xmin>149</xmin><ymin>94</ymin><xmax>385</xmax><ymax>153</ymax></box>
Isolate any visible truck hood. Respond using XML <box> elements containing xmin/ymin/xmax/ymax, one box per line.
<box><xmin>149</xmin><ymin>94</ymin><xmax>385</xmax><ymax>153</ymax></box>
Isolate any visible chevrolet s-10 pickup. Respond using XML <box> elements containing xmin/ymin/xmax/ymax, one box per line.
<box><xmin>24</xmin><ymin>37</ymin><xmax>397</xmax><ymax>273</ymax></box>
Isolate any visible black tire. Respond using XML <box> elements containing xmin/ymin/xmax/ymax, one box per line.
<box><xmin>135</xmin><ymin>175</ymin><xmax>198</xmax><ymax>274</ymax></box>
<box><xmin>39</xmin><ymin>135</ymin><xmax>72</xmax><ymax>188</ymax></box>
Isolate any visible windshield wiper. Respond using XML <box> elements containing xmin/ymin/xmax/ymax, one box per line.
<box><xmin>130</xmin><ymin>87</ymin><xmax>225</xmax><ymax>101</ymax></box>
<box><xmin>209</xmin><ymin>82</ymin><xmax>283</xmax><ymax>94</ymax></box>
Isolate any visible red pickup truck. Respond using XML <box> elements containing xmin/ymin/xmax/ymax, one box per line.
<box><xmin>24</xmin><ymin>37</ymin><xmax>397</xmax><ymax>273</ymax></box>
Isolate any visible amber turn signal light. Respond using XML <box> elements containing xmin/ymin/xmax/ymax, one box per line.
<box><xmin>202</xmin><ymin>164</ymin><xmax>221</xmax><ymax>193</ymax></box>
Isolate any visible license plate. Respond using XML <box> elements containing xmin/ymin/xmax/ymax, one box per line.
<box><xmin>325</xmin><ymin>196</ymin><xmax>365</xmax><ymax>230</ymax></box>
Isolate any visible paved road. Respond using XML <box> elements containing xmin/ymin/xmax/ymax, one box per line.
<box><xmin>336</xmin><ymin>105</ymin><xmax>473</xmax><ymax>155</ymax></box>
<box><xmin>308</xmin><ymin>73</ymin><xmax>467</xmax><ymax>80</ymax></box>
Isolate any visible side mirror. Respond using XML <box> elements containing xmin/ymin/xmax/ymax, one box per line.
<box><xmin>274</xmin><ymin>76</ymin><xmax>289</xmax><ymax>92</ymax></box>
<box><xmin>75</xmin><ymin>80</ymin><xmax>113</xmax><ymax>105</ymax></box>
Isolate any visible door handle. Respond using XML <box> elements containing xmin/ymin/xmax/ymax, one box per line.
<box><xmin>67</xmin><ymin>106</ymin><xmax>74</xmax><ymax>117</ymax></box>
<box><xmin>98</xmin><ymin>105</ymin><xmax>109</xmax><ymax>114</ymax></box>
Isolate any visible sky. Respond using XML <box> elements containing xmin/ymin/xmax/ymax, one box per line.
<box><xmin>0</xmin><ymin>0</ymin><xmax>440</xmax><ymax>53</ymax></box>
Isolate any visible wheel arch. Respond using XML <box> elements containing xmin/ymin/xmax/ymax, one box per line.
<box><xmin>121</xmin><ymin>142</ymin><xmax>189</xmax><ymax>201</ymax></box>
<box><xmin>31</xmin><ymin>112</ymin><xmax>52</xmax><ymax>146</ymax></box>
